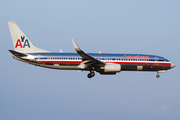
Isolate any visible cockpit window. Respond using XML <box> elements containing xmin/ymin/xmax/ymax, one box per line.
<box><xmin>163</xmin><ymin>59</ymin><xmax>169</xmax><ymax>62</ymax></box>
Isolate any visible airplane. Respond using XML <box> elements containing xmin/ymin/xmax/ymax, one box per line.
<box><xmin>8</xmin><ymin>21</ymin><xmax>175</xmax><ymax>78</ymax></box>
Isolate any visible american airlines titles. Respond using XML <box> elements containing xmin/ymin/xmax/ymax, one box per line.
<box><xmin>123</xmin><ymin>55</ymin><xmax>149</xmax><ymax>59</ymax></box>
<box><xmin>15</xmin><ymin>36</ymin><xmax>30</xmax><ymax>48</ymax></box>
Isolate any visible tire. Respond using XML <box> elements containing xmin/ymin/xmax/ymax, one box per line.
<box><xmin>156</xmin><ymin>75</ymin><xmax>160</xmax><ymax>78</ymax></box>
<box><xmin>90</xmin><ymin>72</ymin><xmax>95</xmax><ymax>77</ymax></box>
<box><xmin>87</xmin><ymin>73</ymin><xmax>92</xmax><ymax>78</ymax></box>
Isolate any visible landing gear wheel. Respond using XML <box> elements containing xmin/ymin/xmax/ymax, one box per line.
<box><xmin>87</xmin><ymin>73</ymin><xmax>92</xmax><ymax>78</ymax></box>
<box><xmin>156</xmin><ymin>75</ymin><xmax>160</xmax><ymax>78</ymax></box>
<box><xmin>90</xmin><ymin>72</ymin><xmax>95</xmax><ymax>77</ymax></box>
<box><xmin>87</xmin><ymin>72</ymin><xmax>95</xmax><ymax>78</ymax></box>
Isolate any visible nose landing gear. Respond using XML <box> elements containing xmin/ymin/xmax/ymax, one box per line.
<box><xmin>156</xmin><ymin>70</ymin><xmax>166</xmax><ymax>78</ymax></box>
<box><xmin>156</xmin><ymin>74</ymin><xmax>160</xmax><ymax>78</ymax></box>
<box><xmin>156</xmin><ymin>71</ymin><xmax>160</xmax><ymax>78</ymax></box>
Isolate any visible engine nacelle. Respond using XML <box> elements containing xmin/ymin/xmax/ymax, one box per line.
<box><xmin>103</xmin><ymin>64</ymin><xmax>121</xmax><ymax>73</ymax></box>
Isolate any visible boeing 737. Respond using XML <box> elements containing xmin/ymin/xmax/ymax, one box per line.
<box><xmin>8</xmin><ymin>22</ymin><xmax>175</xmax><ymax>78</ymax></box>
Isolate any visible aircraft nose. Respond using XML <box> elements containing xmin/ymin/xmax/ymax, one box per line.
<box><xmin>171</xmin><ymin>63</ymin><xmax>176</xmax><ymax>68</ymax></box>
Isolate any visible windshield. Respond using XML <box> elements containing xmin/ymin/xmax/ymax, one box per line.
<box><xmin>163</xmin><ymin>59</ymin><xmax>169</xmax><ymax>62</ymax></box>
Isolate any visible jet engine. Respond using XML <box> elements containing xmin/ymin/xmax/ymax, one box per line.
<box><xmin>102</xmin><ymin>63</ymin><xmax>121</xmax><ymax>73</ymax></box>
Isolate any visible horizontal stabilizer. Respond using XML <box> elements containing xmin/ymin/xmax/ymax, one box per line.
<box><xmin>8</xmin><ymin>50</ymin><xmax>27</xmax><ymax>57</ymax></box>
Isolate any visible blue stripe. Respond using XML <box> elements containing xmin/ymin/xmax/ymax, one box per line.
<box><xmin>30</xmin><ymin>52</ymin><xmax>169</xmax><ymax>62</ymax></box>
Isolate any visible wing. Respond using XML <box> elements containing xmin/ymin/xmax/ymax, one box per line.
<box><xmin>72</xmin><ymin>39</ymin><xmax>105</xmax><ymax>68</ymax></box>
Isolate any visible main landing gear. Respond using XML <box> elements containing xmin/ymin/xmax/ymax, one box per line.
<box><xmin>87</xmin><ymin>70</ymin><xmax>95</xmax><ymax>78</ymax></box>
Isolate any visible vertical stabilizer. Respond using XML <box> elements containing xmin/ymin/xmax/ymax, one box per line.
<box><xmin>8</xmin><ymin>21</ymin><xmax>49</xmax><ymax>53</ymax></box>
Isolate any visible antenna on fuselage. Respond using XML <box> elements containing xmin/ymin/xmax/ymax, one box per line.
<box><xmin>60</xmin><ymin>49</ymin><xmax>63</xmax><ymax>53</ymax></box>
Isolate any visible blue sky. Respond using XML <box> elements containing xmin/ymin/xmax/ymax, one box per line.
<box><xmin>0</xmin><ymin>0</ymin><xmax>180</xmax><ymax>120</ymax></box>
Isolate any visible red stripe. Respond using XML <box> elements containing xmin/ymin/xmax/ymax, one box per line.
<box><xmin>37</xmin><ymin>61</ymin><xmax>82</xmax><ymax>63</ymax></box>
<box><xmin>106</xmin><ymin>61</ymin><xmax>171</xmax><ymax>65</ymax></box>
<box><xmin>36</xmin><ymin>60</ymin><xmax>171</xmax><ymax>65</ymax></box>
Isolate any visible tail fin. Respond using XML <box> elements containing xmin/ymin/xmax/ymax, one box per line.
<box><xmin>8</xmin><ymin>21</ymin><xmax>49</xmax><ymax>53</ymax></box>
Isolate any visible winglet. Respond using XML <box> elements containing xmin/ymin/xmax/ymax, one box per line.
<box><xmin>71</xmin><ymin>39</ymin><xmax>105</xmax><ymax>66</ymax></box>
<box><xmin>72</xmin><ymin>39</ymin><xmax>80</xmax><ymax>51</ymax></box>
